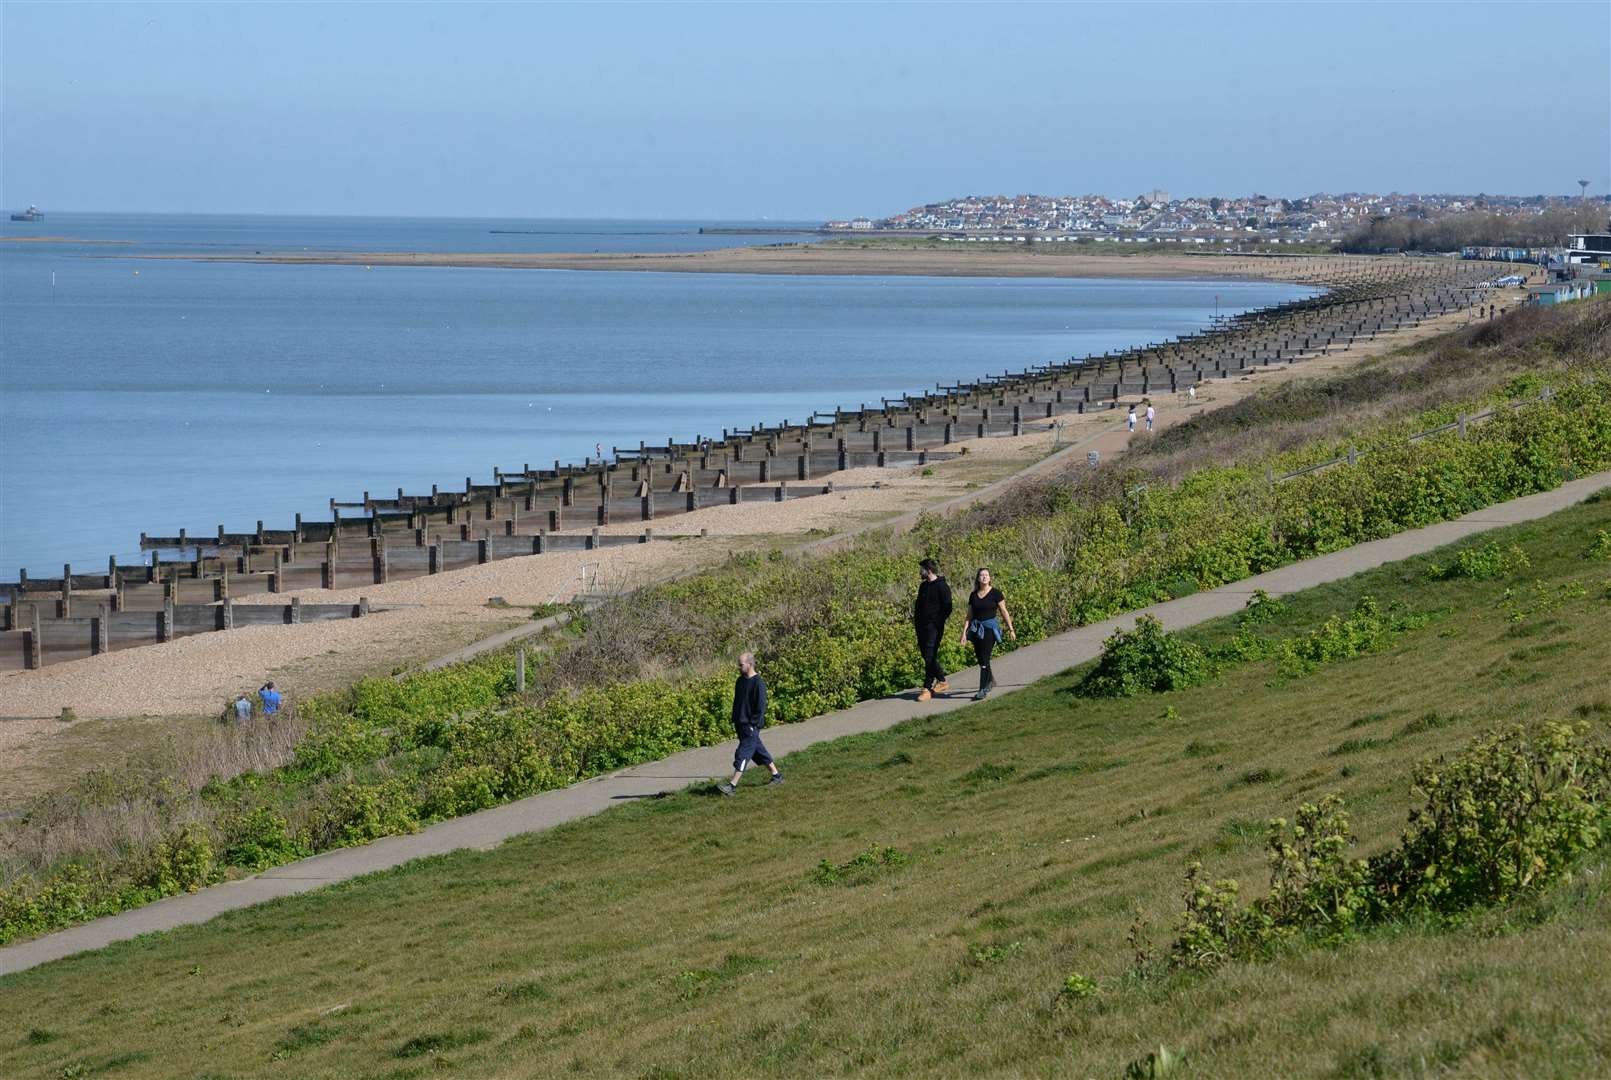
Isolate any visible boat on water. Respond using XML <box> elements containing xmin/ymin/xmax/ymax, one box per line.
<box><xmin>10</xmin><ymin>205</ymin><xmax>43</xmax><ymax>222</ymax></box>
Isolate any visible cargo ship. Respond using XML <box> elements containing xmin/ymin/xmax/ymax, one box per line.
<box><xmin>10</xmin><ymin>205</ymin><xmax>43</xmax><ymax>222</ymax></box>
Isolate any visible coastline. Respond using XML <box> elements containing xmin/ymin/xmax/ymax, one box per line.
<box><xmin>113</xmin><ymin>244</ymin><xmax>1373</xmax><ymax>281</ymax></box>
<box><xmin>0</xmin><ymin>285</ymin><xmax>1503</xmax><ymax>748</ymax></box>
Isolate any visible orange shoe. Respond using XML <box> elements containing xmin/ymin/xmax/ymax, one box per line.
<box><xmin>933</xmin><ymin>680</ymin><xmax>950</xmax><ymax>694</ymax></box>
<box><xmin>917</xmin><ymin>688</ymin><xmax>933</xmax><ymax>702</ymax></box>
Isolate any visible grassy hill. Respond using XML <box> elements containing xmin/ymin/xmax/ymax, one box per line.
<box><xmin>4</xmin><ymin>494</ymin><xmax>1608</xmax><ymax>1077</ymax></box>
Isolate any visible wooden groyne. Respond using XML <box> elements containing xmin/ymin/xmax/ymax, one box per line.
<box><xmin>0</xmin><ymin>256</ymin><xmax>1511</xmax><ymax>671</ymax></box>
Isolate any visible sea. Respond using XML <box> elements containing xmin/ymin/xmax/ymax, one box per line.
<box><xmin>0</xmin><ymin>213</ymin><xmax>1318</xmax><ymax>578</ymax></box>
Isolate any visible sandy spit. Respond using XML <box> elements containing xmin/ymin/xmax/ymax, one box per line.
<box><xmin>124</xmin><ymin>246</ymin><xmax>1381</xmax><ymax>282</ymax></box>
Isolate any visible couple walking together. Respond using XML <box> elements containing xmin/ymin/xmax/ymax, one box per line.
<box><xmin>915</xmin><ymin>559</ymin><xmax>1016</xmax><ymax>702</ymax></box>
<box><xmin>715</xmin><ymin>562</ymin><xmax>1015</xmax><ymax>795</ymax></box>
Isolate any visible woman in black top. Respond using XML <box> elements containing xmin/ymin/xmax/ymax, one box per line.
<box><xmin>958</xmin><ymin>567</ymin><xmax>1015</xmax><ymax>700</ymax></box>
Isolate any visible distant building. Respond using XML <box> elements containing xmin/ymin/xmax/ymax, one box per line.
<box><xmin>850</xmin><ymin>218</ymin><xmax>874</xmax><ymax>230</ymax></box>
<box><xmin>1566</xmin><ymin>226</ymin><xmax>1611</xmax><ymax>265</ymax></box>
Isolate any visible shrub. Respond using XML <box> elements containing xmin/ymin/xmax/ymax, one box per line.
<box><xmin>221</xmin><ymin>807</ymin><xmax>309</xmax><ymax>872</ymax></box>
<box><xmin>1076</xmin><ymin>616</ymin><xmax>1212</xmax><ymax>698</ymax></box>
<box><xmin>1271</xmin><ymin>596</ymin><xmax>1427</xmax><ymax>678</ymax></box>
<box><xmin>1426</xmin><ymin>540</ymin><xmax>1531</xmax><ymax>580</ymax></box>
<box><xmin>141</xmin><ymin>825</ymin><xmax>217</xmax><ymax>895</ymax></box>
<box><xmin>1371</xmin><ymin>721</ymin><xmax>1611</xmax><ymax>913</ymax></box>
<box><xmin>1160</xmin><ymin>722</ymin><xmax>1611</xmax><ymax>972</ymax></box>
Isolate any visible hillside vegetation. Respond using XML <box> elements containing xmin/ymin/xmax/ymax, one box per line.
<box><xmin>3</xmin><ymin>493</ymin><xmax>1608</xmax><ymax>1077</ymax></box>
<box><xmin>2</xmin><ymin>298</ymin><xmax>1607</xmax><ymax>947</ymax></box>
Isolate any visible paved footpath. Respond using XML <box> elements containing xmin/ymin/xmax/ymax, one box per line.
<box><xmin>3</xmin><ymin>471</ymin><xmax>1607</xmax><ymax>978</ymax></box>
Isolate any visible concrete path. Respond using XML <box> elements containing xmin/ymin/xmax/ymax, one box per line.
<box><xmin>3</xmin><ymin>471</ymin><xmax>1606</xmax><ymax>978</ymax></box>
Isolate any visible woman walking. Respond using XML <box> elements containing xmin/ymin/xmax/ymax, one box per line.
<box><xmin>959</xmin><ymin>567</ymin><xmax>1016</xmax><ymax>700</ymax></box>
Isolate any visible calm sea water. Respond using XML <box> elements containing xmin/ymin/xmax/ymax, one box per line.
<box><xmin>0</xmin><ymin>215</ymin><xmax>1316</xmax><ymax>578</ymax></box>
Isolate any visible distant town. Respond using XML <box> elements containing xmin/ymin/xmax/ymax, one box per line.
<box><xmin>827</xmin><ymin>190</ymin><xmax>1609</xmax><ymax>247</ymax></box>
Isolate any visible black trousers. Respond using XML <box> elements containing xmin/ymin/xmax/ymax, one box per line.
<box><xmin>916</xmin><ymin>627</ymin><xmax>946</xmax><ymax>688</ymax></box>
<box><xmin>971</xmin><ymin>633</ymin><xmax>996</xmax><ymax>687</ymax></box>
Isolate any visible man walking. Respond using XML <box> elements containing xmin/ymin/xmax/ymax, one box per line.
<box><xmin>1145</xmin><ymin>400</ymin><xmax>1156</xmax><ymax>432</ymax></box>
<box><xmin>913</xmin><ymin>558</ymin><xmax>953</xmax><ymax>701</ymax></box>
<box><xmin>718</xmin><ymin>652</ymin><xmax>782</xmax><ymax>795</ymax></box>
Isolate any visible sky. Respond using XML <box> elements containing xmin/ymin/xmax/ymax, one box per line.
<box><xmin>2</xmin><ymin>1</ymin><xmax>1608</xmax><ymax>220</ymax></box>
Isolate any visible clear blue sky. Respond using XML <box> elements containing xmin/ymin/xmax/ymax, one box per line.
<box><xmin>3</xmin><ymin>1</ymin><xmax>1607</xmax><ymax>219</ymax></box>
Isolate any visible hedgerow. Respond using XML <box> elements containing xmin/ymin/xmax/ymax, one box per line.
<box><xmin>3</xmin><ymin>348</ymin><xmax>1608</xmax><ymax>947</ymax></box>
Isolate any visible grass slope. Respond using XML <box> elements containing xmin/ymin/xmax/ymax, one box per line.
<box><xmin>4</xmin><ymin>501</ymin><xmax>1610</xmax><ymax>1079</ymax></box>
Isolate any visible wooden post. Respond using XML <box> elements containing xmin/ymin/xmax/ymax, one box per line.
<box><xmin>562</xmin><ymin>476</ymin><xmax>575</xmax><ymax>506</ymax></box>
<box><xmin>322</xmin><ymin>544</ymin><xmax>335</xmax><ymax>589</ymax></box>
<box><xmin>217</xmin><ymin>566</ymin><xmax>230</xmax><ymax>600</ymax></box>
<box><xmin>686</xmin><ymin>491</ymin><xmax>697</xmax><ymax>512</ymax></box>
<box><xmin>373</xmin><ymin>537</ymin><xmax>388</xmax><ymax>583</ymax></box>
<box><xmin>758</xmin><ymin>457</ymin><xmax>771</xmax><ymax>483</ymax></box>
<box><xmin>516</xmin><ymin>648</ymin><xmax>526</xmax><ymax>694</ymax></box>
<box><xmin>90</xmin><ymin>614</ymin><xmax>107</xmax><ymax>656</ymax></box>
<box><xmin>428</xmin><ymin>545</ymin><xmax>441</xmax><ymax>574</ymax></box>
<box><xmin>549</xmin><ymin>507</ymin><xmax>562</xmax><ymax>532</ymax></box>
<box><xmin>533</xmin><ymin>533</ymin><xmax>545</xmax><ymax>555</ymax></box>
<box><xmin>477</xmin><ymin>538</ymin><xmax>489</xmax><ymax>564</ymax></box>
<box><xmin>597</xmin><ymin>503</ymin><xmax>609</xmax><ymax>526</ymax></box>
<box><xmin>25</xmin><ymin>605</ymin><xmax>42</xmax><ymax>669</ymax></box>
<box><xmin>589</xmin><ymin>527</ymin><xmax>600</xmax><ymax>550</ymax></box>
<box><xmin>729</xmin><ymin>486</ymin><xmax>741</xmax><ymax>505</ymax></box>
<box><xmin>222</xmin><ymin>598</ymin><xmax>234</xmax><ymax>630</ymax></box>
<box><xmin>357</xmin><ymin>596</ymin><xmax>369</xmax><ymax>617</ymax></box>
<box><xmin>159</xmin><ymin>601</ymin><xmax>174</xmax><ymax>643</ymax></box>
<box><xmin>290</xmin><ymin>596</ymin><xmax>302</xmax><ymax>624</ymax></box>
<box><xmin>60</xmin><ymin>564</ymin><xmax>72</xmax><ymax>618</ymax></box>
<box><xmin>1457</xmin><ymin>413</ymin><xmax>1467</xmax><ymax>438</ymax></box>
<box><xmin>641</xmin><ymin>492</ymin><xmax>654</xmax><ymax>521</ymax></box>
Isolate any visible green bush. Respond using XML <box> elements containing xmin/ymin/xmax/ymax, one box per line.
<box><xmin>1161</xmin><ymin>722</ymin><xmax>1611</xmax><ymax>972</ymax></box>
<box><xmin>1076</xmin><ymin>616</ymin><xmax>1212</xmax><ymax>698</ymax></box>
<box><xmin>1371</xmin><ymin>722</ymin><xmax>1611</xmax><ymax>913</ymax></box>
<box><xmin>1426</xmin><ymin>540</ymin><xmax>1531</xmax><ymax>580</ymax></box>
<box><xmin>1272</xmin><ymin>596</ymin><xmax>1428</xmax><ymax>678</ymax></box>
<box><xmin>221</xmin><ymin>807</ymin><xmax>309</xmax><ymax>872</ymax></box>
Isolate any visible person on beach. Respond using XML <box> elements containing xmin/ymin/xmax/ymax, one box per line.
<box><xmin>258</xmin><ymin>682</ymin><xmax>282</xmax><ymax>716</ymax></box>
<box><xmin>232</xmin><ymin>693</ymin><xmax>252</xmax><ymax>723</ymax></box>
<box><xmin>1145</xmin><ymin>401</ymin><xmax>1156</xmax><ymax>432</ymax></box>
<box><xmin>1126</xmin><ymin>405</ymin><xmax>1137</xmax><ymax>432</ymax></box>
<box><xmin>913</xmin><ymin>558</ymin><xmax>953</xmax><ymax>701</ymax></box>
<box><xmin>959</xmin><ymin>568</ymin><xmax>1016</xmax><ymax>700</ymax></box>
<box><xmin>718</xmin><ymin>652</ymin><xmax>782</xmax><ymax>795</ymax></box>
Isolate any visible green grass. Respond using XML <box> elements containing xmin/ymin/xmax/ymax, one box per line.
<box><xmin>3</xmin><ymin>500</ymin><xmax>1609</xmax><ymax>1078</ymax></box>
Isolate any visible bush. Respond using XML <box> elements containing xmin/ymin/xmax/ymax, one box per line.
<box><xmin>1371</xmin><ymin>722</ymin><xmax>1611</xmax><ymax>913</ymax></box>
<box><xmin>1426</xmin><ymin>540</ymin><xmax>1531</xmax><ymax>580</ymax></box>
<box><xmin>1160</xmin><ymin>722</ymin><xmax>1611</xmax><ymax>972</ymax></box>
<box><xmin>1076</xmin><ymin>616</ymin><xmax>1212</xmax><ymax>698</ymax></box>
<box><xmin>221</xmin><ymin>807</ymin><xmax>309</xmax><ymax>872</ymax></box>
<box><xmin>1271</xmin><ymin>596</ymin><xmax>1427</xmax><ymax>678</ymax></box>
